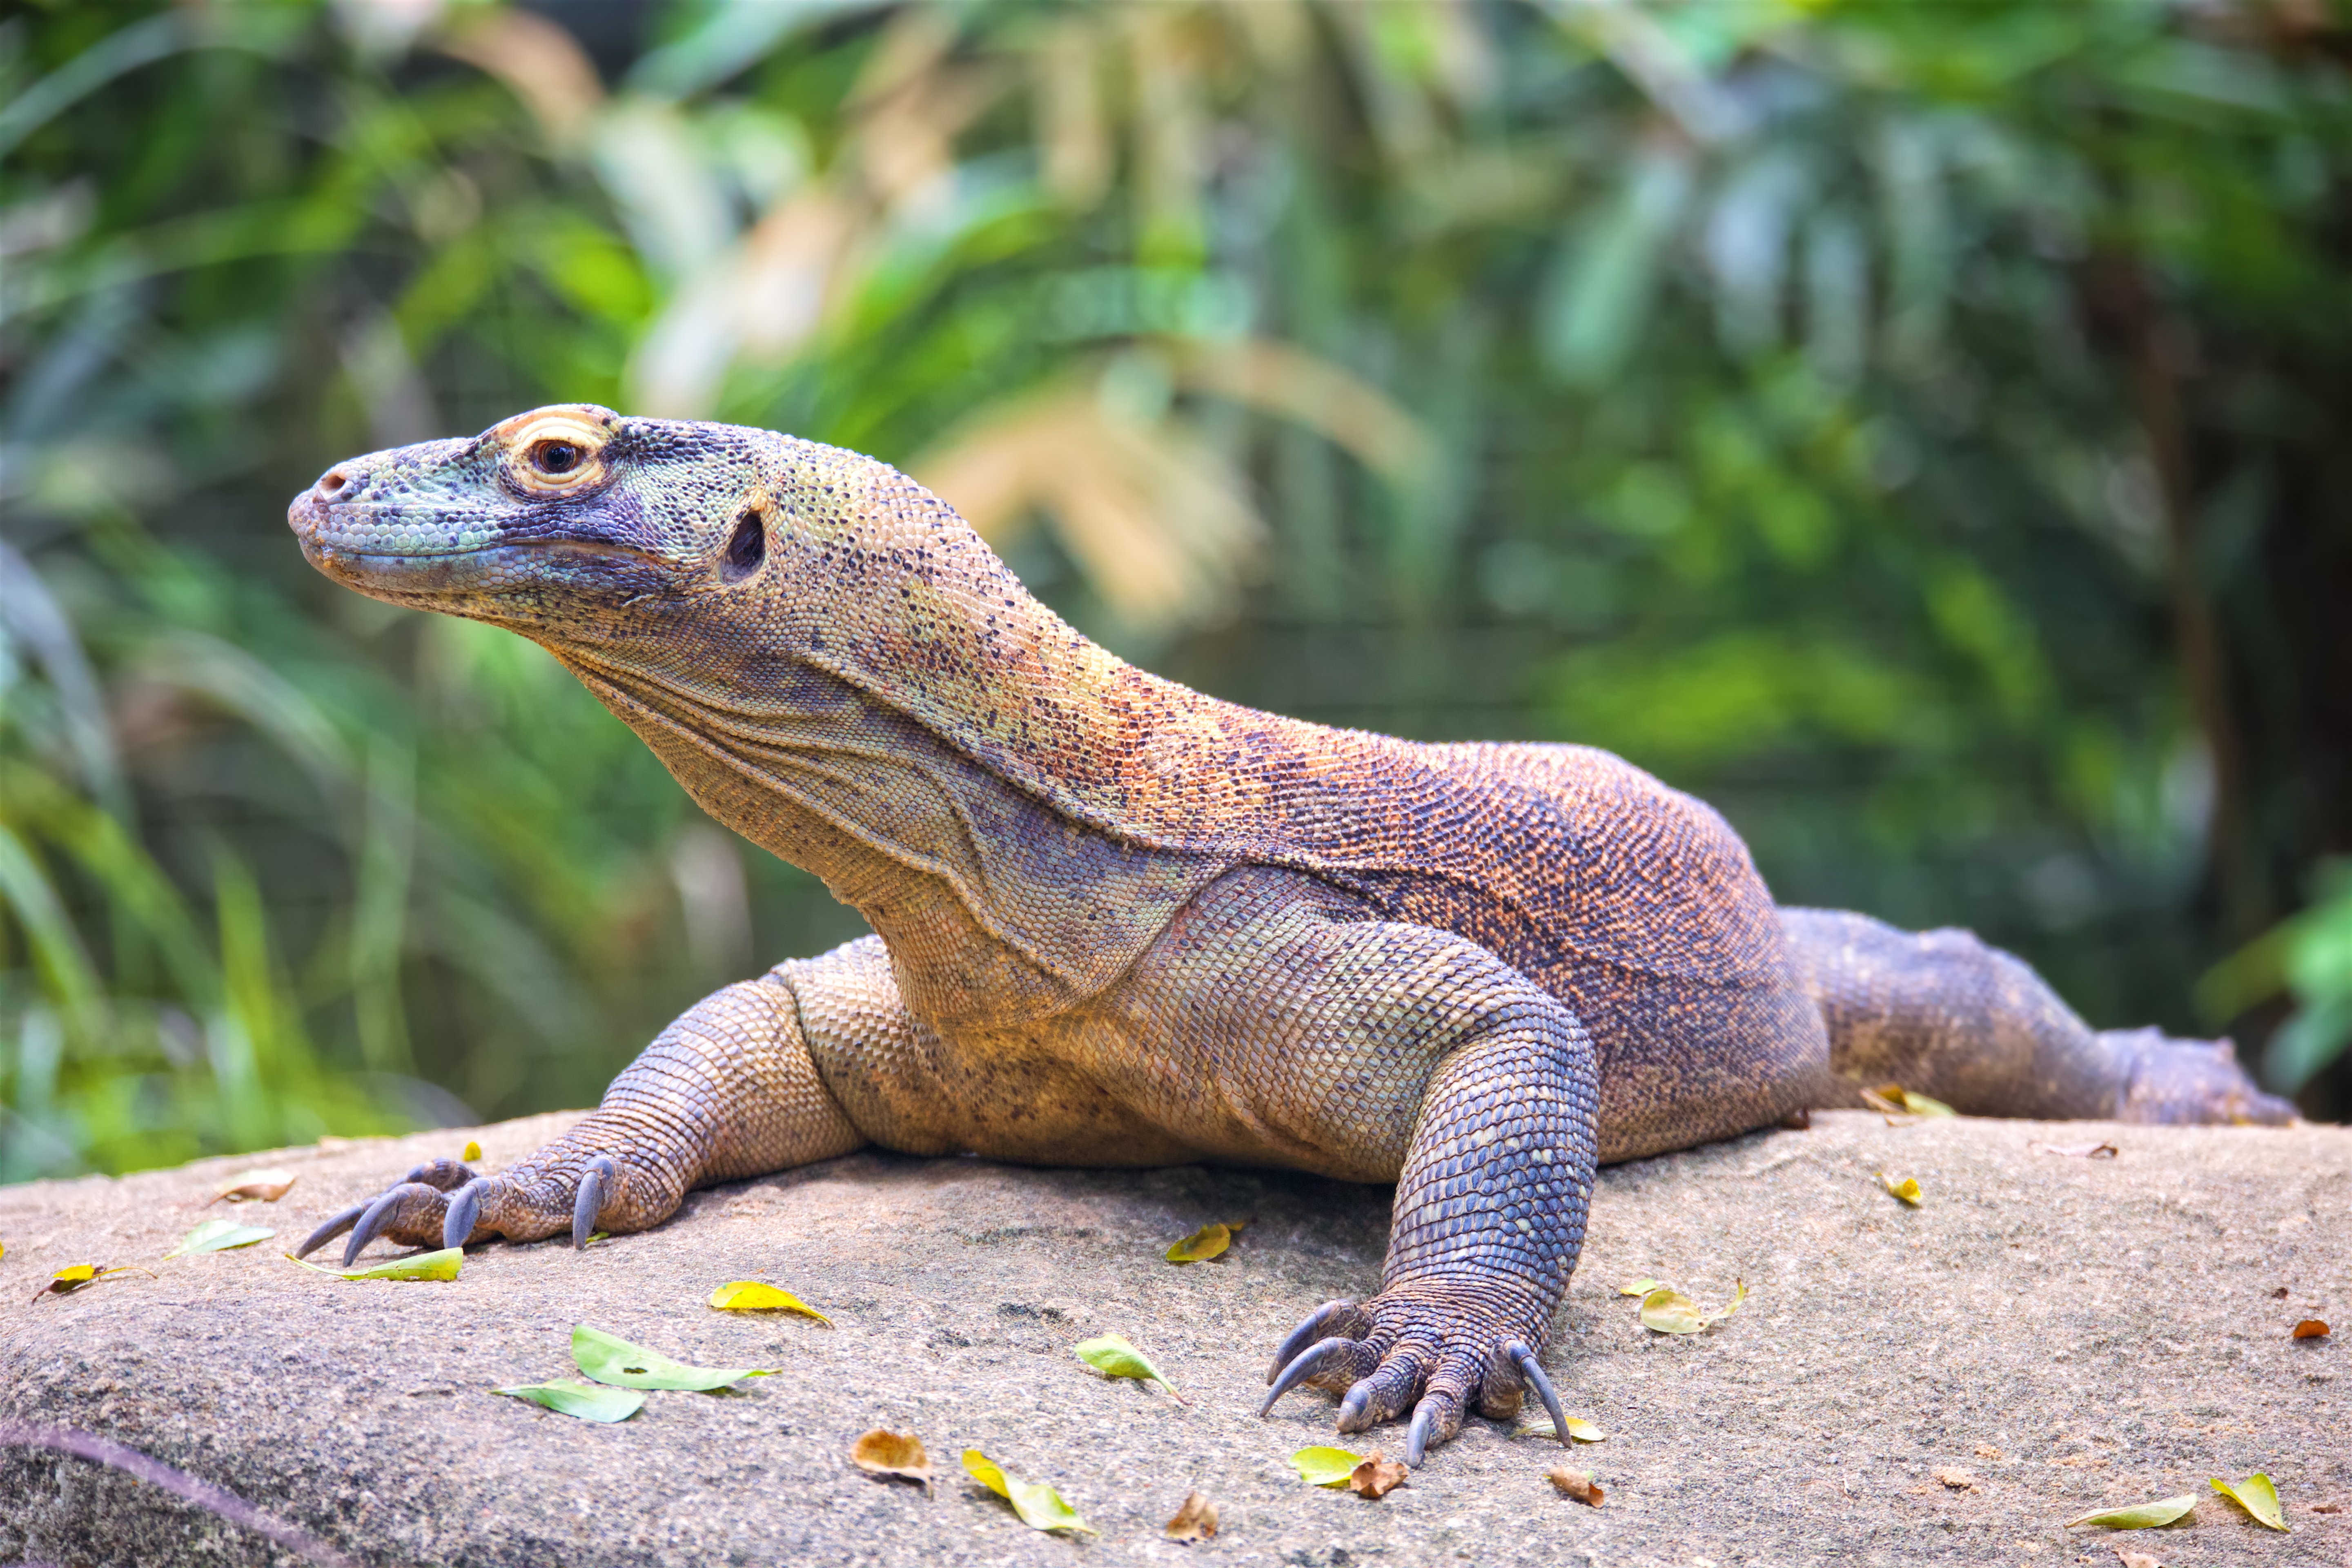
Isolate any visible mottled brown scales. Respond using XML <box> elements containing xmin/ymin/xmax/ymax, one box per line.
<box><xmin>286</xmin><ymin>405</ymin><xmax>2295</xmax><ymax>1464</ymax></box>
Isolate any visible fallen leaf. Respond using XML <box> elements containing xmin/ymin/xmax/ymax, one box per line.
<box><xmin>2033</xmin><ymin>1142</ymin><xmax>2118</xmax><ymax>1159</ymax></box>
<box><xmin>1164</xmin><ymin>1490</ymin><xmax>1218</xmax><ymax>1540</ymax></box>
<box><xmin>1165</xmin><ymin>1223</ymin><xmax>1232</xmax><ymax>1263</ymax></box>
<box><xmin>1348</xmin><ymin>1452</ymin><xmax>1408</xmax><ymax>1498</ymax></box>
<box><xmin>1072</xmin><ymin>1332</ymin><xmax>1181</xmax><ymax>1399</ymax></box>
<box><xmin>490</xmin><ymin>1380</ymin><xmax>644</xmax><ymax>1422</ymax></box>
<box><xmin>1617</xmin><ymin>1277</ymin><xmax>1662</xmax><ymax>1296</ymax></box>
<box><xmin>1290</xmin><ymin>1446</ymin><xmax>1365</xmax><ymax>1488</ymax></box>
<box><xmin>165</xmin><ymin>1219</ymin><xmax>274</xmax><ymax>1258</ymax></box>
<box><xmin>2310</xmin><ymin>1502</ymin><xmax>2342</xmax><ymax>1515</ymax></box>
<box><xmin>1935</xmin><ymin>1466</ymin><xmax>1980</xmax><ymax>1490</ymax></box>
<box><xmin>2210</xmin><ymin>1473</ymin><xmax>2287</xmax><ymax>1531</ymax></box>
<box><xmin>571</xmin><ymin>1325</ymin><xmax>778</xmax><ymax>1392</ymax></box>
<box><xmin>2064</xmin><ymin>1494</ymin><xmax>2197</xmax><ymax>1529</ymax></box>
<box><xmin>284</xmin><ymin>1247</ymin><xmax>463</xmax><ymax>1282</ymax></box>
<box><xmin>1878</xmin><ymin>1172</ymin><xmax>1924</xmax><ymax>1206</ymax></box>
<box><xmin>706</xmin><ymin>1280</ymin><xmax>833</xmax><ymax>1326</ymax></box>
<box><xmin>462</xmin><ymin>1140</ymin><xmax>482</xmax><ymax>1162</ymax></box>
<box><xmin>209</xmin><ymin>1167</ymin><xmax>297</xmax><ymax>1205</ymax></box>
<box><xmin>2291</xmin><ymin>1319</ymin><xmax>2329</xmax><ymax>1339</ymax></box>
<box><xmin>849</xmin><ymin>1428</ymin><xmax>931</xmax><ymax>1485</ymax></box>
<box><xmin>962</xmin><ymin>1449</ymin><xmax>1093</xmax><ymax>1533</ymax></box>
<box><xmin>1639</xmin><ymin>1278</ymin><xmax>1746</xmax><ymax>1334</ymax></box>
<box><xmin>2113</xmin><ymin>1548</ymin><xmax>2159</xmax><ymax>1568</ymax></box>
<box><xmin>1516</xmin><ymin>1414</ymin><xmax>1606</xmax><ymax>1442</ymax></box>
<box><xmin>29</xmin><ymin>1263</ymin><xmax>149</xmax><ymax>1303</ymax></box>
<box><xmin>1546</xmin><ymin>1466</ymin><xmax>1604</xmax><ymax>1505</ymax></box>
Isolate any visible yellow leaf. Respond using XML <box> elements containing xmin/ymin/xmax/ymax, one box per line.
<box><xmin>283</xmin><ymin>1247</ymin><xmax>463</xmax><ymax>1282</ymax></box>
<box><xmin>2210</xmin><ymin>1473</ymin><xmax>2287</xmax><ymax>1531</ymax></box>
<box><xmin>2064</xmin><ymin>1494</ymin><xmax>2198</xmax><ymax>1529</ymax></box>
<box><xmin>1878</xmin><ymin>1172</ymin><xmax>1924</xmax><ymax>1206</ymax></box>
<box><xmin>1165</xmin><ymin>1222</ymin><xmax>1232</xmax><ymax>1263</ymax></box>
<box><xmin>462</xmin><ymin>1140</ymin><xmax>483</xmax><ymax>1163</ymax></box>
<box><xmin>1072</xmin><ymin>1332</ymin><xmax>1179</xmax><ymax>1398</ymax></box>
<box><xmin>1638</xmin><ymin>1287</ymin><xmax>1704</xmax><ymax>1334</ymax></box>
<box><xmin>1517</xmin><ymin>1414</ymin><xmax>1607</xmax><ymax>1441</ymax></box>
<box><xmin>30</xmin><ymin>1263</ymin><xmax>148</xmax><ymax>1303</ymax></box>
<box><xmin>1163</xmin><ymin>1491</ymin><xmax>1218</xmax><ymax>1540</ymax></box>
<box><xmin>706</xmin><ymin>1280</ymin><xmax>833</xmax><ymax>1326</ymax></box>
<box><xmin>1617</xmin><ymin>1277</ymin><xmax>1662</xmax><ymax>1296</ymax></box>
<box><xmin>1899</xmin><ymin>1090</ymin><xmax>1956</xmax><ymax>1117</ymax></box>
<box><xmin>849</xmin><ymin>1428</ymin><xmax>931</xmax><ymax>1486</ymax></box>
<box><xmin>961</xmin><ymin>1449</ymin><xmax>1093</xmax><ymax>1533</ymax></box>
<box><xmin>1289</xmin><ymin>1446</ymin><xmax>1363</xmax><ymax>1487</ymax></box>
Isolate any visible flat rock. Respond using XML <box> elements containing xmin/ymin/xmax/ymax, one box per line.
<box><xmin>2</xmin><ymin>1112</ymin><xmax>2345</xmax><ymax>1568</ymax></box>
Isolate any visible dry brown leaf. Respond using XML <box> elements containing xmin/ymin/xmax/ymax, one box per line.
<box><xmin>2113</xmin><ymin>1548</ymin><xmax>2160</xmax><ymax>1568</ymax></box>
<box><xmin>2309</xmin><ymin>1502</ymin><xmax>2342</xmax><ymax>1515</ymax></box>
<box><xmin>1547</xmin><ymin>1466</ymin><xmax>1604</xmax><ymax>1506</ymax></box>
<box><xmin>2291</xmin><ymin>1319</ymin><xmax>2330</xmax><ymax>1339</ymax></box>
<box><xmin>1348</xmin><ymin>1453</ymin><xmax>1408</xmax><ymax>1499</ymax></box>
<box><xmin>1163</xmin><ymin>1490</ymin><xmax>1217</xmax><ymax>1541</ymax></box>
<box><xmin>849</xmin><ymin>1428</ymin><xmax>932</xmax><ymax>1486</ymax></box>
<box><xmin>1935</xmin><ymin>1467</ymin><xmax>1980</xmax><ymax>1491</ymax></box>
<box><xmin>209</xmin><ymin>1168</ymin><xmax>297</xmax><ymax>1205</ymax></box>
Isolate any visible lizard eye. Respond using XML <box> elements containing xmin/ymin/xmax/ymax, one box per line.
<box><xmin>531</xmin><ymin>440</ymin><xmax>583</xmax><ymax>475</ymax></box>
<box><xmin>722</xmin><ymin>509</ymin><xmax>766</xmax><ymax>581</ymax></box>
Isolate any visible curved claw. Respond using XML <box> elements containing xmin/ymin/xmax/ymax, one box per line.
<box><xmin>1336</xmin><ymin>1381</ymin><xmax>1372</xmax><ymax>1432</ymax></box>
<box><xmin>572</xmin><ymin>1156</ymin><xmax>616</xmax><ymax>1250</ymax></box>
<box><xmin>342</xmin><ymin>1181</ymin><xmax>438</xmax><ymax>1267</ymax></box>
<box><xmin>1503</xmin><ymin>1338</ymin><xmax>1568</xmax><ymax>1448</ymax></box>
<box><xmin>1265</xmin><ymin>1300</ymin><xmax>1362</xmax><ymax>1385</ymax></box>
<box><xmin>294</xmin><ymin>1202</ymin><xmax>366</xmax><ymax>1261</ymax></box>
<box><xmin>443</xmin><ymin>1178</ymin><xmax>486</xmax><ymax>1250</ymax></box>
<box><xmin>1258</xmin><ymin>1336</ymin><xmax>1353</xmax><ymax>1417</ymax></box>
<box><xmin>1405</xmin><ymin>1398</ymin><xmax>1438</xmax><ymax>1467</ymax></box>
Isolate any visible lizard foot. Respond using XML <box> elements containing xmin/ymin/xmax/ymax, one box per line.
<box><xmin>295</xmin><ymin>1144</ymin><xmax>677</xmax><ymax>1265</ymax></box>
<box><xmin>2105</xmin><ymin>1029</ymin><xmax>2299</xmax><ymax>1125</ymax></box>
<box><xmin>1258</xmin><ymin>1281</ymin><xmax>1567</xmax><ymax>1466</ymax></box>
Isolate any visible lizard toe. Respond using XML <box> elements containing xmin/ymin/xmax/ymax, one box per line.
<box><xmin>1265</xmin><ymin>1299</ymin><xmax>1372</xmax><ymax>1384</ymax></box>
<box><xmin>341</xmin><ymin>1181</ymin><xmax>449</xmax><ymax>1265</ymax></box>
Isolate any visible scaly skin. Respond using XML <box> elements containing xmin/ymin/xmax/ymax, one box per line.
<box><xmin>285</xmin><ymin>405</ymin><xmax>2295</xmax><ymax>1463</ymax></box>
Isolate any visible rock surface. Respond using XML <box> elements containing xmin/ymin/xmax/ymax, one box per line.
<box><xmin>1</xmin><ymin>1111</ymin><xmax>2345</xmax><ymax>1568</ymax></box>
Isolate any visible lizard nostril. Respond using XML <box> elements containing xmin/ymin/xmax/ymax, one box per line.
<box><xmin>317</xmin><ymin>469</ymin><xmax>352</xmax><ymax>499</ymax></box>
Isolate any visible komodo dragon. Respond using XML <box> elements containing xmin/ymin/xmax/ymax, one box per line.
<box><xmin>285</xmin><ymin>403</ymin><xmax>2294</xmax><ymax>1464</ymax></box>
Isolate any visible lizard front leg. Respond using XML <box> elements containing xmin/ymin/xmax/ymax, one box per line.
<box><xmin>296</xmin><ymin>939</ymin><xmax>886</xmax><ymax>1263</ymax></box>
<box><xmin>1124</xmin><ymin>881</ymin><xmax>1601</xmax><ymax>1466</ymax></box>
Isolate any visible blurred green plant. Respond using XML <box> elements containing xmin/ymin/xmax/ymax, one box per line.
<box><xmin>4</xmin><ymin>0</ymin><xmax>2347</xmax><ymax>1179</ymax></box>
<box><xmin>2201</xmin><ymin>863</ymin><xmax>2352</xmax><ymax>1095</ymax></box>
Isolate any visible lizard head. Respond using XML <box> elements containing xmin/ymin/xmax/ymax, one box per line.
<box><xmin>287</xmin><ymin>403</ymin><xmax>801</xmax><ymax>643</ymax></box>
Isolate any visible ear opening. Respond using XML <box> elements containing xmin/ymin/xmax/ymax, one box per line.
<box><xmin>721</xmin><ymin>509</ymin><xmax>767</xmax><ymax>582</ymax></box>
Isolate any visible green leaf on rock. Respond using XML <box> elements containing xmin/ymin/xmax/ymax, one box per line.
<box><xmin>1072</xmin><ymin>1332</ymin><xmax>1180</xmax><ymax>1398</ymax></box>
<box><xmin>572</xmin><ymin>1325</ymin><xmax>779</xmax><ymax>1391</ymax></box>
<box><xmin>284</xmin><ymin>1247</ymin><xmax>462</xmax><ymax>1282</ymax></box>
<box><xmin>1900</xmin><ymin>1091</ymin><xmax>1955</xmax><ymax>1117</ymax></box>
<box><xmin>2064</xmin><ymin>1494</ymin><xmax>2198</xmax><ymax>1529</ymax></box>
<box><xmin>2211</xmin><ymin>1473</ymin><xmax>2287</xmax><ymax>1531</ymax></box>
<box><xmin>962</xmin><ymin>1449</ymin><xmax>1093</xmax><ymax>1532</ymax></box>
<box><xmin>706</xmin><ymin>1280</ymin><xmax>833</xmax><ymax>1325</ymax></box>
<box><xmin>1290</xmin><ymin>1446</ymin><xmax>1365</xmax><ymax>1487</ymax></box>
<box><xmin>166</xmin><ymin>1219</ymin><xmax>274</xmax><ymax>1257</ymax></box>
<box><xmin>491</xmin><ymin>1380</ymin><xmax>644</xmax><ymax>1422</ymax></box>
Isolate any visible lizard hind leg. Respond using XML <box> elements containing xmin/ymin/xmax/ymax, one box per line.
<box><xmin>1782</xmin><ymin>906</ymin><xmax>2296</xmax><ymax>1125</ymax></box>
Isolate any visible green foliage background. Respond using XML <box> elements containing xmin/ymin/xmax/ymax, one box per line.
<box><xmin>5</xmin><ymin>0</ymin><xmax>2348</xmax><ymax>1181</ymax></box>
